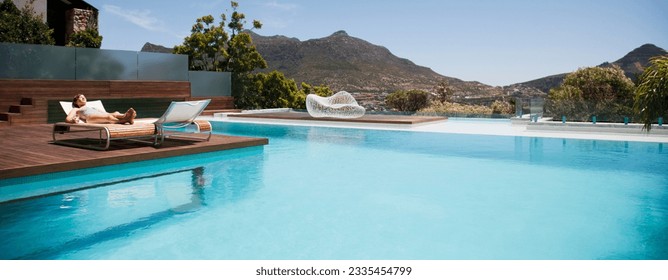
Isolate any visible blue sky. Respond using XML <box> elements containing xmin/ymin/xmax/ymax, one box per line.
<box><xmin>86</xmin><ymin>0</ymin><xmax>668</xmax><ymax>86</ymax></box>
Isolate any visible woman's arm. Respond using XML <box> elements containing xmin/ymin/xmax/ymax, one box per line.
<box><xmin>65</xmin><ymin>108</ymin><xmax>80</xmax><ymax>123</ymax></box>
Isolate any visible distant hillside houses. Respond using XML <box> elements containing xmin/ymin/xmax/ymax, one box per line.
<box><xmin>142</xmin><ymin>31</ymin><xmax>666</xmax><ymax>108</ymax></box>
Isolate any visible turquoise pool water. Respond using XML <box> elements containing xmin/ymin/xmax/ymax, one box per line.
<box><xmin>1</xmin><ymin>122</ymin><xmax>667</xmax><ymax>259</ymax></box>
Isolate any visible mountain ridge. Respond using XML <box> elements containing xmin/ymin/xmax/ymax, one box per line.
<box><xmin>250</xmin><ymin>30</ymin><xmax>462</xmax><ymax>92</ymax></box>
<box><xmin>248</xmin><ymin>30</ymin><xmax>509</xmax><ymax>105</ymax></box>
<box><xmin>142</xmin><ymin>34</ymin><xmax>666</xmax><ymax>106</ymax></box>
<box><xmin>508</xmin><ymin>43</ymin><xmax>668</xmax><ymax>93</ymax></box>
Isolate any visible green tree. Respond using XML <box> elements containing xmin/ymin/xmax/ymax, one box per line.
<box><xmin>301</xmin><ymin>82</ymin><xmax>333</xmax><ymax>97</ymax></box>
<box><xmin>174</xmin><ymin>1</ymin><xmax>264</xmax><ymax>71</ymax></box>
<box><xmin>292</xmin><ymin>83</ymin><xmax>333</xmax><ymax>110</ymax></box>
<box><xmin>386</xmin><ymin>89</ymin><xmax>430</xmax><ymax>112</ymax></box>
<box><xmin>174</xmin><ymin>14</ymin><xmax>230</xmax><ymax>71</ymax></box>
<box><xmin>257</xmin><ymin>71</ymin><xmax>297</xmax><ymax>108</ymax></box>
<box><xmin>174</xmin><ymin>1</ymin><xmax>267</xmax><ymax>109</ymax></box>
<box><xmin>237</xmin><ymin>71</ymin><xmax>309</xmax><ymax>109</ymax></box>
<box><xmin>0</xmin><ymin>0</ymin><xmax>54</xmax><ymax>45</ymax></box>
<box><xmin>435</xmin><ymin>80</ymin><xmax>453</xmax><ymax>103</ymax></box>
<box><xmin>546</xmin><ymin>65</ymin><xmax>635</xmax><ymax>121</ymax></box>
<box><xmin>634</xmin><ymin>55</ymin><xmax>668</xmax><ymax>131</ymax></box>
<box><xmin>66</xmin><ymin>29</ymin><xmax>103</xmax><ymax>48</ymax></box>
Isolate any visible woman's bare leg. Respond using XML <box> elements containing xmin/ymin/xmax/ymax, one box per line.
<box><xmin>111</xmin><ymin>111</ymin><xmax>124</xmax><ymax>119</ymax></box>
<box><xmin>81</xmin><ymin>108</ymin><xmax>136</xmax><ymax>124</ymax></box>
<box><xmin>83</xmin><ymin>114</ymin><xmax>121</xmax><ymax>124</ymax></box>
<box><xmin>118</xmin><ymin>108</ymin><xmax>136</xmax><ymax>124</ymax></box>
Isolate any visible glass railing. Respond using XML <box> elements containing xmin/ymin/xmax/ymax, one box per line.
<box><xmin>0</xmin><ymin>43</ymin><xmax>76</xmax><ymax>79</ymax></box>
<box><xmin>516</xmin><ymin>97</ymin><xmax>667</xmax><ymax>125</ymax></box>
<box><xmin>1</xmin><ymin>42</ymin><xmax>232</xmax><ymax>97</ymax></box>
<box><xmin>0</xmin><ymin>42</ymin><xmax>188</xmax><ymax>81</ymax></box>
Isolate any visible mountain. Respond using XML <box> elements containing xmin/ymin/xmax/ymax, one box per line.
<box><xmin>142</xmin><ymin>35</ymin><xmax>666</xmax><ymax>107</ymax></box>
<box><xmin>249</xmin><ymin>30</ymin><xmax>513</xmax><ymax>108</ymax></box>
<box><xmin>144</xmin><ymin>32</ymin><xmax>460</xmax><ymax>93</ymax></box>
<box><xmin>251</xmin><ymin>30</ymin><xmax>449</xmax><ymax>92</ymax></box>
<box><xmin>250</xmin><ymin>31</ymin><xmax>502</xmax><ymax>96</ymax></box>
<box><xmin>142</xmin><ymin>31</ymin><xmax>509</xmax><ymax>107</ymax></box>
<box><xmin>507</xmin><ymin>44</ymin><xmax>668</xmax><ymax>93</ymax></box>
<box><xmin>599</xmin><ymin>43</ymin><xmax>668</xmax><ymax>78</ymax></box>
<box><xmin>141</xmin><ymin>42</ymin><xmax>173</xmax><ymax>53</ymax></box>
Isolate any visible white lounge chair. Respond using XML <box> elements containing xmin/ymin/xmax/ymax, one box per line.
<box><xmin>53</xmin><ymin>99</ymin><xmax>211</xmax><ymax>150</ymax></box>
<box><xmin>305</xmin><ymin>91</ymin><xmax>366</xmax><ymax>118</ymax></box>
<box><xmin>154</xmin><ymin>99</ymin><xmax>212</xmax><ymax>144</ymax></box>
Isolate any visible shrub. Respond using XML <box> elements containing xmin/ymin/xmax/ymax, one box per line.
<box><xmin>66</xmin><ymin>29</ymin><xmax>102</xmax><ymax>48</ymax></box>
<box><xmin>490</xmin><ymin>100</ymin><xmax>514</xmax><ymax>114</ymax></box>
<box><xmin>420</xmin><ymin>101</ymin><xmax>493</xmax><ymax>116</ymax></box>
<box><xmin>386</xmin><ymin>89</ymin><xmax>430</xmax><ymax>112</ymax></box>
<box><xmin>0</xmin><ymin>0</ymin><xmax>54</xmax><ymax>45</ymax></box>
<box><xmin>546</xmin><ymin>65</ymin><xmax>635</xmax><ymax>121</ymax></box>
<box><xmin>234</xmin><ymin>71</ymin><xmax>318</xmax><ymax>110</ymax></box>
<box><xmin>634</xmin><ymin>55</ymin><xmax>668</xmax><ymax>130</ymax></box>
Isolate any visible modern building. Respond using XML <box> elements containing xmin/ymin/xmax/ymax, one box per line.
<box><xmin>11</xmin><ymin>0</ymin><xmax>98</xmax><ymax>46</ymax></box>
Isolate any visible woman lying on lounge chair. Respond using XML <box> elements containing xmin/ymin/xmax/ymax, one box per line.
<box><xmin>66</xmin><ymin>94</ymin><xmax>137</xmax><ymax>124</ymax></box>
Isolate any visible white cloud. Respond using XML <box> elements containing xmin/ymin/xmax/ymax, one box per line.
<box><xmin>103</xmin><ymin>5</ymin><xmax>167</xmax><ymax>32</ymax></box>
<box><xmin>263</xmin><ymin>0</ymin><xmax>298</xmax><ymax>11</ymax></box>
<box><xmin>260</xmin><ymin>1</ymin><xmax>299</xmax><ymax>30</ymax></box>
<box><xmin>188</xmin><ymin>0</ymin><xmax>226</xmax><ymax>10</ymax></box>
<box><xmin>263</xmin><ymin>18</ymin><xmax>290</xmax><ymax>29</ymax></box>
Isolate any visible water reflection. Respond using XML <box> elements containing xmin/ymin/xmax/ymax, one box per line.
<box><xmin>0</xmin><ymin>167</ymin><xmax>208</xmax><ymax>259</ymax></box>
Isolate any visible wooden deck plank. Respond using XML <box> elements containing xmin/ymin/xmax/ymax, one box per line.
<box><xmin>0</xmin><ymin>124</ymin><xmax>268</xmax><ymax>180</ymax></box>
<box><xmin>0</xmin><ymin>79</ymin><xmax>197</xmax><ymax>125</ymax></box>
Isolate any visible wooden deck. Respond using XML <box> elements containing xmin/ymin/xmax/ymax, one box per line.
<box><xmin>0</xmin><ymin>113</ymin><xmax>443</xmax><ymax>179</ymax></box>
<box><xmin>0</xmin><ymin>79</ymin><xmax>236</xmax><ymax>126</ymax></box>
<box><xmin>0</xmin><ymin>124</ymin><xmax>268</xmax><ymax>180</ymax></box>
<box><xmin>227</xmin><ymin>111</ymin><xmax>448</xmax><ymax>125</ymax></box>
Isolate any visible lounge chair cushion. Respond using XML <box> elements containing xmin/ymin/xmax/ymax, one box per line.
<box><xmin>155</xmin><ymin>100</ymin><xmax>210</xmax><ymax>126</ymax></box>
<box><xmin>59</xmin><ymin>100</ymin><xmax>106</xmax><ymax>123</ymax></box>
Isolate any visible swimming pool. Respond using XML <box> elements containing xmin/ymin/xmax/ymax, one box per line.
<box><xmin>1</xmin><ymin>121</ymin><xmax>667</xmax><ymax>259</ymax></box>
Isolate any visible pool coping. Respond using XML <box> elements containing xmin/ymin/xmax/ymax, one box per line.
<box><xmin>225</xmin><ymin>111</ymin><xmax>448</xmax><ymax>125</ymax></box>
<box><xmin>205</xmin><ymin>113</ymin><xmax>668</xmax><ymax>143</ymax></box>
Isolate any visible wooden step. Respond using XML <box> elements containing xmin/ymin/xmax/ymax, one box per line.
<box><xmin>8</xmin><ymin>116</ymin><xmax>47</xmax><ymax>124</ymax></box>
<box><xmin>0</xmin><ymin>112</ymin><xmax>21</xmax><ymax>122</ymax></box>
<box><xmin>9</xmin><ymin>104</ymin><xmax>33</xmax><ymax>113</ymax></box>
<box><xmin>20</xmin><ymin>98</ymin><xmax>33</xmax><ymax>106</ymax></box>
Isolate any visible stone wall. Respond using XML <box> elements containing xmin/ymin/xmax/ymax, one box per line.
<box><xmin>65</xmin><ymin>8</ymin><xmax>97</xmax><ymax>39</ymax></box>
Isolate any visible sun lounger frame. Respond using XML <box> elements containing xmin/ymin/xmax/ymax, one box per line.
<box><xmin>52</xmin><ymin>120</ymin><xmax>212</xmax><ymax>150</ymax></box>
<box><xmin>53</xmin><ymin>99</ymin><xmax>212</xmax><ymax>150</ymax></box>
<box><xmin>52</xmin><ymin>122</ymin><xmax>159</xmax><ymax>150</ymax></box>
<box><xmin>156</xmin><ymin>119</ymin><xmax>212</xmax><ymax>144</ymax></box>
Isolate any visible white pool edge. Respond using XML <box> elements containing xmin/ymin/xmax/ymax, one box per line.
<box><xmin>200</xmin><ymin>115</ymin><xmax>668</xmax><ymax>143</ymax></box>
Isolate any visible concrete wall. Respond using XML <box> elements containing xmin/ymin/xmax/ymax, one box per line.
<box><xmin>11</xmin><ymin>0</ymin><xmax>47</xmax><ymax>21</ymax></box>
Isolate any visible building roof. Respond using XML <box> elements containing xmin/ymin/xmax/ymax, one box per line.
<box><xmin>62</xmin><ymin>0</ymin><xmax>98</xmax><ymax>12</ymax></box>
